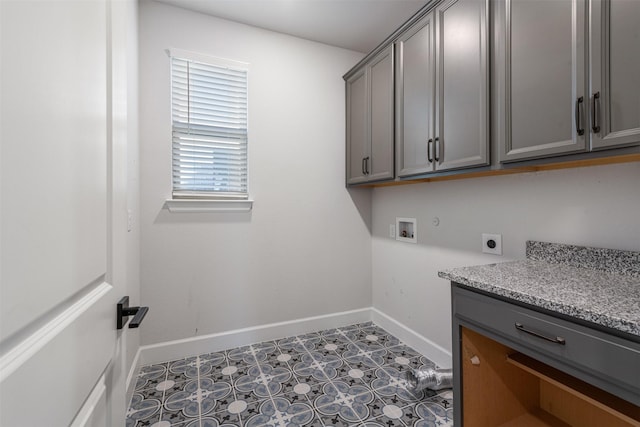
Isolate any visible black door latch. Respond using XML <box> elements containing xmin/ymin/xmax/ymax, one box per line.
<box><xmin>117</xmin><ymin>296</ymin><xmax>149</xmax><ymax>329</ymax></box>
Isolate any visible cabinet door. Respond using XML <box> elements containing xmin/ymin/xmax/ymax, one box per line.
<box><xmin>368</xmin><ymin>45</ymin><xmax>395</xmax><ymax>182</ymax></box>
<box><xmin>500</xmin><ymin>0</ymin><xmax>588</xmax><ymax>163</ymax></box>
<box><xmin>435</xmin><ymin>0</ymin><xmax>489</xmax><ymax>171</ymax></box>
<box><xmin>346</xmin><ymin>68</ymin><xmax>368</xmax><ymax>185</ymax></box>
<box><xmin>396</xmin><ymin>15</ymin><xmax>435</xmax><ymax>177</ymax></box>
<box><xmin>590</xmin><ymin>0</ymin><xmax>640</xmax><ymax>150</ymax></box>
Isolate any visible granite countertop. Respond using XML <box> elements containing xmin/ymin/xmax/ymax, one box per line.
<box><xmin>438</xmin><ymin>241</ymin><xmax>640</xmax><ymax>338</ymax></box>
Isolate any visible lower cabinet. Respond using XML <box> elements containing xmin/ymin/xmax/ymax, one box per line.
<box><xmin>452</xmin><ymin>285</ymin><xmax>640</xmax><ymax>426</ymax></box>
<box><xmin>459</xmin><ymin>327</ymin><xmax>640</xmax><ymax>426</ymax></box>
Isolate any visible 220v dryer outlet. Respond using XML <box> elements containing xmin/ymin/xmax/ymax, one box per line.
<box><xmin>482</xmin><ymin>233</ymin><xmax>502</xmax><ymax>255</ymax></box>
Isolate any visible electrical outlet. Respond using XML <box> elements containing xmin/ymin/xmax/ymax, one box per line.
<box><xmin>482</xmin><ymin>233</ymin><xmax>502</xmax><ymax>255</ymax></box>
<box><xmin>389</xmin><ymin>224</ymin><xmax>396</xmax><ymax>238</ymax></box>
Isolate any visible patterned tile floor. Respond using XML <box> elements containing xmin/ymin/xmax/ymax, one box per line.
<box><xmin>126</xmin><ymin>322</ymin><xmax>453</xmax><ymax>427</ymax></box>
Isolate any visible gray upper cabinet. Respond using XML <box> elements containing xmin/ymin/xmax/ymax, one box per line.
<box><xmin>346</xmin><ymin>68</ymin><xmax>368</xmax><ymax>184</ymax></box>
<box><xmin>498</xmin><ymin>0</ymin><xmax>589</xmax><ymax>163</ymax></box>
<box><xmin>347</xmin><ymin>0</ymin><xmax>640</xmax><ymax>186</ymax></box>
<box><xmin>435</xmin><ymin>0</ymin><xmax>490</xmax><ymax>171</ymax></box>
<box><xmin>396</xmin><ymin>0</ymin><xmax>489</xmax><ymax>178</ymax></box>
<box><xmin>590</xmin><ymin>0</ymin><xmax>640</xmax><ymax>150</ymax></box>
<box><xmin>396</xmin><ymin>14</ymin><xmax>435</xmax><ymax>177</ymax></box>
<box><xmin>498</xmin><ymin>0</ymin><xmax>640</xmax><ymax>163</ymax></box>
<box><xmin>346</xmin><ymin>45</ymin><xmax>394</xmax><ymax>185</ymax></box>
<box><xmin>369</xmin><ymin>46</ymin><xmax>395</xmax><ymax>182</ymax></box>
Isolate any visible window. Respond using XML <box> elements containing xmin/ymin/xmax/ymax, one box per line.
<box><xmin>169</xmin><ymin>49</ymin><xmax>249</xmax><ymax>201</ymax></box>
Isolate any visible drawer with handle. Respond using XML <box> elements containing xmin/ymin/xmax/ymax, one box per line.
<box><xmin>453</xmin><ymin>285</ymin><xmax>640</xmax><ymax>405</ymax></box>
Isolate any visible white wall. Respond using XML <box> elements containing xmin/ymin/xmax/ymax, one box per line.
<box><xmin>108</xmin><ymin>0</ymin><xmax>140</xmax><ymax>420</ymax></box>
<box><xmin>124</xmin><ymin>0</ymin><xmax>141</xmax><ymax>393</ymax></box>
<box><xmin>138</xmin><ymin>1</ymin><xmax>370</xmax><ymax>346</ymax></box>
<box><xmin>372</xmin><ymin>162</ymin><xmax>640</xmax><ymax>356</ymax></box>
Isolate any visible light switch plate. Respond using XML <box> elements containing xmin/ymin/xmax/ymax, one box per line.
<box><xmin>127</xmin><ymin>209</ymin><xmax>133</xmax><ymax>232</ymax></box>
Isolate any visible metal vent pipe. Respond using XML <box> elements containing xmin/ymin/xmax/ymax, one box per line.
<box><xmin>405</xmin><ymin>367</ymin><xmax>453</xmax><ymax>392</ymax></box>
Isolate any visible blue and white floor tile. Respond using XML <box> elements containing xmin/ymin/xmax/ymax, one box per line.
<box><xmin>127</xmin><ymin>322</ymin><xmax>453</xmax><ymax>427</ymax></box>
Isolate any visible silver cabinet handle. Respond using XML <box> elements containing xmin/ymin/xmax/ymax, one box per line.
<box><xmin>592</xmin><ymin>92</ymin><xmax>600</xmax><ymax>134</ymax></box>
<box><xmin>515</xmin><ymin>322</ymin><xmax>565</xmax><ymax>345</ymax></box>
<box><xmin>575</xmin><ymin>96</ymin><xmax>585</xmax><ymax>136</ymax></box>
<box><xmin>434</xmin><ymin>137</ymin><xmax>440</xmax><ymax>162</ymax></box>
<box><xmin>427</xmin><ymin>138</ymin><xmax>433</xmax><ymax>163</ymax></box>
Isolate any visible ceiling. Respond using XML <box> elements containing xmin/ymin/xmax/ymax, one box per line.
<box><xmin>155</xmin><ymin>0</ymin><xmax>429</xmax><ymax>53</ymax></box>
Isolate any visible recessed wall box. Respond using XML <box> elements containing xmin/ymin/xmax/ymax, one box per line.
<box><xmin>396</xmin><ymin>217</ymin><xmax>417</xmax><ymax>243</ymax></box>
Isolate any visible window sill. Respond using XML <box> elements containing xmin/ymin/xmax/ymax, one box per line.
<box><xmin>164</xmin><ymin>199</ymin><xmax>253</xmax><ymax>213</ymax></box>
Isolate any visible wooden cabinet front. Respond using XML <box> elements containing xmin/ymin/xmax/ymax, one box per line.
<box><xmin>452</xmin><ymin>285</ymin><xmax>640</xmax><ymax>426</ymax></box>
<box><xmin>460</xmin><ymin>327</ymin><xmax>640</xmax><ymax>427</ymax></box>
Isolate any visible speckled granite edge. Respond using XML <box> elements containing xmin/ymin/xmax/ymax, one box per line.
<box><xmin>526</xmin><ymin>241</ymin><xmax>640</xmax><ymax>277</ymax></box>
<box><xmin>438</xmin><ymin>264</ymin><xmax>640</xmax><ymax>337</ymax></box>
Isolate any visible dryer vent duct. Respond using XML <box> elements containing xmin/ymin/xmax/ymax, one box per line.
<box><xmin>405</xmin><ymin>367</ymin><xmax>453</xmax><ymax>392</ymax></box>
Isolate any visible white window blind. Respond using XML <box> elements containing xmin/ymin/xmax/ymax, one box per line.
<box><xmin>170</xmin><ymin>51</ymin><xmax>248</xmax><ymax>199</ymax></box>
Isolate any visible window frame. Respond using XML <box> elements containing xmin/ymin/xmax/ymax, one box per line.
<box><xmin>166</xmin><ymin>48</ymin><xmax>252</xmax><ymax>212</ymax></box>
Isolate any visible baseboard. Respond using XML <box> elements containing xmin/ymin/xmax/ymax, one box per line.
<box><xmin>134</xmin><ymin>307</ymin><xmax>452</xmax><ymax>373</ymax></box>
<box><xmin>138</xmin><ymin>307</ymin><xmax>372</xmax><ymax>366</ymax></box>
<box><xmin>371</xmin><ymin>308</ymin><xmax>452</xmax><ymax>369</ymax></box>
<box><xmin>125</xmin><ymin>346</ymin><xmax>142</xmax><ymax>404</ymax></box>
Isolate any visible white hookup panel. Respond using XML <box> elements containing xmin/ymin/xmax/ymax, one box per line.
<box><xmin>396</xmin><ymin>218</ymin><xmax>417</xmax><ymax>243</ymax></box>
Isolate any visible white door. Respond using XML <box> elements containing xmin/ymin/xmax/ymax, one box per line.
<box><xmin>1</xmin><ymin>1</ymin><xmax>132</xmax><ymax>425</ymax></box>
